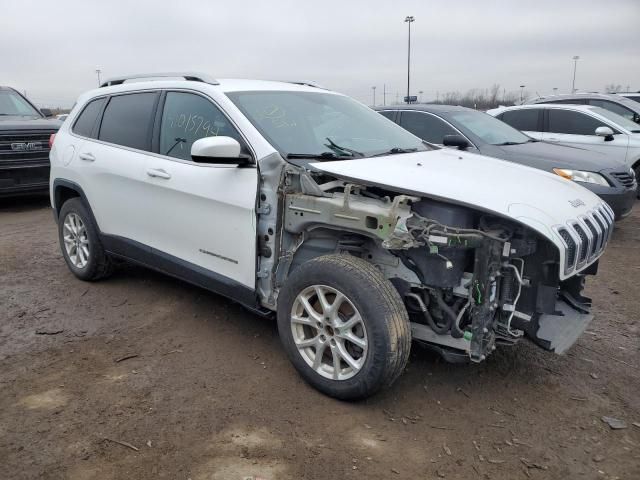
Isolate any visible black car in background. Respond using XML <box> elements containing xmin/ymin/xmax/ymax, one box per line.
<box><xmin>376</xmin><ymin>105</ymin><xmax>637</xmax><ymax>220</ymax></box>
<box><xmin>0</xmin><ymin>86</ymin><xmax>61</xmax><ymax>197</ymax></box>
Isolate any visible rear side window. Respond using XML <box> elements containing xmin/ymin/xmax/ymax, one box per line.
<box><xmin>501</xmin><ymin>109</ymin><xmax>540</xmax><ymax>131</ymax></box>
<box><xmin>378</xmin><ymin>110</ymin><xmax>396</xmax><ymax>122</ymax></box>
<box><xmin>399</xmin><ymin>111</ymin><xmax>457</xmax><ymax>144</ymax></box>
<box><xmin>72</xmin><ymin>98</ymin><xmax>106</xmax><ymax>138</ymax></box>
<box><xmin>159</xmin><ymin>92</ymin><xmax>242</xmax><ymax>161</ymax></box>
<box><xmin>548</xmin><ymin>109</ymin><xmax>606</xmax><ymax>135</ymax></box>
<box><xmin>98</xmin><ymin>92</ymin><xmax>158</xmax><ymax>150</ymax></box>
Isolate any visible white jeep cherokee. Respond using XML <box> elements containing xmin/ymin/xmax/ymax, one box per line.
<box><xmin>50</xmin><ymin>73</ymin><xmax>614</xmax><ymax>399</ymax></box>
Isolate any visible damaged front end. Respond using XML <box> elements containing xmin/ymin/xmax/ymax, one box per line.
<box><xmin>258</xmin><ymin>160</ymin><xmax>612</xmax><ymax>363</ymax></box>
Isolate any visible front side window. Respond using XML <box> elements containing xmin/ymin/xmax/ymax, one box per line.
<box><xmin>448</xmin><ymin>110</ymin><xmax>531</xmax><ymax>145</ymax></box>
<box><xmin>500</xmin><ymin>109</ymin><xmax>540</xmax><ymax>132</ymax></box>
<box><xmin>400</xmin><ymin>111</ymin><xmax>457</xmax><ymax>144</ymax></box>
<box><xmin>588</xmin><ymin>100</ymin><xmax>637</xmax><ymax>122</ymax></box>
<box><xmin>98</xmin><ymin>92</ymin><xmax>159</xmax><ymax>150</ymax></box>
<box><xmin>587</xmin><ymin>106</ymin><xmax>640</xmax><ymax>133</ymax></box>
<box><xmin>226</xmin><ymin>91</ymin><xmax>427</xmax><ymax>158</ymax></box>
<box><xmin>547</xmin><ymin>109</ymin><xmax>607</xmax><ymax>135</ymax></box>
<box><xmin>0</xmin><ymin>90</ymin><xmax>41</xmax><ymax>117</ymax></box>
<box><xmin>159</xmin><ymin>92</ymin><xmax>242</xmax><ymax>160</ymax></box>
<box><xmin>72</xmin><ymin>97</ymin><xmax>106</xmax><ymax>138</ymax></box>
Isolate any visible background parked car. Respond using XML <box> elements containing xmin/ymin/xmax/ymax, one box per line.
<box><xmin>376</xmin><ymin>105</ymin><xmax>637</xmax><ymax>219</ymax></box>
<box><xmin>524</xmin><ymin>92</ymin><xmax>640</xmax><ymax>124</ymax></box>
<box><xmin>488</xmin><ymin>103</ymin><xmax>640</xmax><ymax>199</ymax></box>
<box><xmin>0</xmin><ymin>86</ymin><xmax>61</xmax><ymax>197</ymax></box>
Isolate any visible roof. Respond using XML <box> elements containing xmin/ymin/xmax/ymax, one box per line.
<box><xmin>374</xmin><ymin>104</ymin><xmax>472</xmax><ymax>113</ymax></box>
<box><xmin>494</xmin><ymin>103</ymin><xmax>604</xmax><ymax>113</ymax></box>
<box><xmin>526</xmin><ymin>92</ymin><xmax>640</xmax><ymax>111</ymax></box>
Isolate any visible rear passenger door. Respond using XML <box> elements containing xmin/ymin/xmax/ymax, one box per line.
<box><xmin>142</xmin><ymin>90</ymin><xmax>258</xmax><ymax>289</ymax></box>
<box><xmin>78</xmin><ymin>91</ymin><xmax>160</xmax><ymax>245</ymax></box>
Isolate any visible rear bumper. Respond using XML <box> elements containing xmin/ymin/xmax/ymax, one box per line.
<box><xmin>0</xmin><ymin>164</ymin><xmax>50</xmax><ymax>197</ymax></box>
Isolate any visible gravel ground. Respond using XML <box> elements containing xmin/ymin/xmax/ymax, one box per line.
<box><xmin>1</xmin><ymin>195</ymin><xmax>639</xmax><ymax>480</ymax></box>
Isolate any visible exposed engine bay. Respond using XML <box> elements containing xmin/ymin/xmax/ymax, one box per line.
<box><xmin>256</xmin><ymin>154</ymin><xmax>598</xmax><ymax>363</ymax></box>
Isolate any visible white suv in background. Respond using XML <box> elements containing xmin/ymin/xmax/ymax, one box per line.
<box><xmin>488</xmin><ymin>103</ymin><xmax>640</xmax><ymax>195</ymax></box>
<box><xmin>50</xmin><ymin>73</ymin><xmax>614</xmax><ymax>399</ymax></box>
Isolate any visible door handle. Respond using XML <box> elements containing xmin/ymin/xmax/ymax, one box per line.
<box><xmin>147</xmin><ymin>168</ymin><xmax>171</xmax><ymax>179</ymax></box>
<box><xmin>78</xmin><ymin>152</ymin><xmax>95</xmax><ymax>162</ymax></box>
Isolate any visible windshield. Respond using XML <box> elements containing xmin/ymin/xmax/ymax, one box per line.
<box><xmin>0</xmin><ymin>90</ymin><xmax>41</xmax><ymax>117</ymax></box>
<box><xmin>448</xmin><ymin>110</ymin><xmax>531</xmax><ymax>145</ymax></box>
<box><xmin>588</xmin><ymin>106</ymin><xmax>640</xmax><ymax>132</ymax></box>
<box><xmin>226</xmin><ymin>90</ymin><xmax>428</xmax><ymax>158</ymax></box>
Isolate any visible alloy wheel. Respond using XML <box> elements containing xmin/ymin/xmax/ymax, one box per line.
<box><xmin>63</xmin><ymin>213</ymin><xmax>90</xmax><ymax>269</ymax></box>
<box><xmin>290</xmin><ymin>285</ymin><xmax>368</xmax><ymax>380</ymax></box>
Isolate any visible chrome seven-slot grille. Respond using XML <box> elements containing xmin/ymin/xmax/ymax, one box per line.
<box><xmin>556</xmin><ymin>203</ymin><xmax>614</xmax><ymax>275</ymax></box>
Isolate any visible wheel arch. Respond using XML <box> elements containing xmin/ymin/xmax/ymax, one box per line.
<box><xmin>52</xmin><ymin>179</ymin><xmax>100</xmax><ymax>232</ymax></box>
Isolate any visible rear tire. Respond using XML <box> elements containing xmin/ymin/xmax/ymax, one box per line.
<box><xmin>277</xmin><ymin>254</ymin><xmax>411</xmax><ymax>400</ymax></box>
<box><xmin>58</xmin><ymin>198</ymin><xmax>113</xmax><ymax>281</ymax></box>
<box><xmin>635</xmin><ymin>165</ymin><xmax>640</xmax><ymax>199</ymax></box>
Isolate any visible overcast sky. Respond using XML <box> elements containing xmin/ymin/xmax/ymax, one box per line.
<box><xmin>2</xmin><ymin>0</ymin><xmax>639</xmax><ymax>108</ymax></box>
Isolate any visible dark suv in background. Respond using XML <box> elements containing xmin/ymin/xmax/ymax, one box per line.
<box><xmin>0</xmin><ymin>86</ymin><xmax>61</xmax><ymax>197</ymax></box>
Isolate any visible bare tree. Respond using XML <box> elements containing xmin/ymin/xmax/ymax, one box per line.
<box><xmin>605</xmin><ymin>83</ymin><xmax>623</xmax><ymax>93</ymax></box>
<box><xmin>428</xmin><ymin>85</ymin><xmax>519</xmax><ymax>110</ymax></box>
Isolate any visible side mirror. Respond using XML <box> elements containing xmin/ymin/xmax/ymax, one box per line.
<box><xmin>191</xmin><ymin>136</ymin><xmax>250</xmax><ymax>165</ymax></box>
<box><xmin>595</xmin><ymin>126</ymin><xmax>614</xmax><ymax>141</ymax></box>
<box><xmin>442</xmin><ymin>134</ymin><xmax>470</xmax><ymax>150</ymax></box>
<box><xmin>40</xmin><ymin>108</ymin><xmax>53</xmax><ymax>118</ymax></box>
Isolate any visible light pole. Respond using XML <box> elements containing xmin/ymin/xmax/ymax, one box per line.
<box><xmin>553</xmin><ymin>87</ymin><xmax>558</xmax><ymax>95</ymax></box>
<box><xmin>520</xmin><ymin>85</ymin><xmax>525</xmax><ymax>103</ymax></box>
<box><xmin>371</xmin><ymin>86</ymin><xmax>376</xmax><ymax>106</ymax></box>
<box><xmin>571</xmin><ymin>56</ymin><xmax>580</xmax><ymax>93</ymax></box>
<box><xmin>383</xmin><ymin>84</ymin><xmax>386</xmax><ymax>106</ymax></box>
<box><xmin>418</xmin><ymin>90</ymin><xmax>423</xmax><ymax>103</ymax></box>
<box><xmin>95</xmin><ymin>68</ymin><xmax>102</xmax><ymax>87</ymax></box>
<box><xmin>404</xmin><ymin>15</ymin><xmax>415</xmax><ymax>104</ymax></box>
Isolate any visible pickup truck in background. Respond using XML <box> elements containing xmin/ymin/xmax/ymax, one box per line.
<box><xmin>0</xmin><ymin>86</ymin><xmax>61</xmax><ymax>197</ymax></box>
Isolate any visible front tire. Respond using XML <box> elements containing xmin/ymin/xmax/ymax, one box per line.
<box><xmin>277</xmin><ymin>254</ymin><xmax>411</xmax><ymax>400</ymax></box>
<box><xmin>58</xmin><ymin>198</ymin><xmax>113</xmax><ymax>281</ymax></box>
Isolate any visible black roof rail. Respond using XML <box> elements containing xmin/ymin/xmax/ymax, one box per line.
<box><xmin>100</xmin><ymin>72</ymin><xmax>219</xmax><ymax>88</ymax></box>
<box><xmin>286</xmin><ymin>80</ymin><xmax>328</xmax><ymax>90</ymax></box>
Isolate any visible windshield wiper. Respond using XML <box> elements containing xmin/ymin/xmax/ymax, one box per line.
<box><xmin>370</xmin><ymin>147</ymin><xmax>418</xmax><ymax>157</ymax></box>
<box><xmin>495</xmin><ymin>141</ymin><xmax>525</xmax><ymax>146</ymax></box>
<box><xmin>324</xmin><ymin>137</ymin><xmax>364</xmax><ymax>157</ymax></box>
<box><xmin>286</xmin><ymin>152</ymin><xmax>345</xmax><ymax>161</ymax></box>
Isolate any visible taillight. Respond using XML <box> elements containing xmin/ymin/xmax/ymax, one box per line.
<box><xmin>49</xmin><ymin>133</ymin><xmax>56</xmax><ymax>149</ymax></box>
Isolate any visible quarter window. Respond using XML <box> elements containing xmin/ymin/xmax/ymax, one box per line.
<box><xmin>547</xmin><ymin>109</ymin><xmax>607</xmax><ymax>136</ymax></box>
<box><xmin>72</xmin><ymin>97</ymin><xmax>106</xmax><ymax>138</ymax></box>
<box><xmin>399</xmin><ymin>111</ymin><xmax>457</xmax><ymax>144</ymax></box>
<box><xmin>500</xmin><ymin>109</ymin><xmax>540</xmax><ymax>132</ymax></box>
<box><xmin>159</xmin><ymin>92</ymin><xmax>241</xmax><ymax>161</ymax></box>
<box><xmin>98</xmin><ymin>92</ymin><xmax>158</xmax><ymax>150</ymax></box>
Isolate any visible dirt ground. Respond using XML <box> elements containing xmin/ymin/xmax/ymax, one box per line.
<box><xmin>0</xmin><ymin>195</ymin><xmax>638</xmax><ymax>480</ymax></box>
